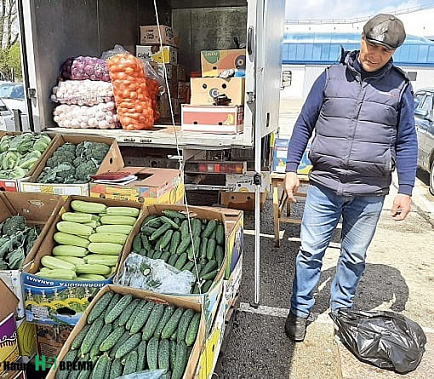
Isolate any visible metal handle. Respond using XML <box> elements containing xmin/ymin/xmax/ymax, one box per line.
<box><xmin>247</xmin><ymin>26</ymin><xmax>253</xmax><ymax>55</ymax></box>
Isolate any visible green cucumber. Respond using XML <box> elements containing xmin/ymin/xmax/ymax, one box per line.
<box><xmin>146</xmin><ymin>336</ymin><xmax>159</xmax><ymax>370</ymax></box>
<box><xmin>142</xmin><ymin>303</ymin><xmax>165</xmax><ymax>341</ymax></box>
<box><xmin>176</xmin><ymin>308</ymin><xmax>195</xmax><ymax>344</ymax></box>
<box><xmin>185</xmin><ymin>312</ymin><xmax>201</xmax><ymax>346</ymax></box>
<box><xmin>161</xmin><ymin>307</ymin><xmax>184</xmax><ymax>339</ymax></box>
<box><xmin>87</xmin><ymin>291</ymin><xmax>113</xmax><ymax>324</ymax></box>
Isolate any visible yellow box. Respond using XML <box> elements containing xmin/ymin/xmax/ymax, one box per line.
<box><xmin>191</xmin><ymin>77</ymin><xmax>245</xmax><ymax>106</ymax></box>
<box><xmin>201</xmin><ymin>49</ymin><xmax>246</xmax><ymax>77</ymax></box>
<box><xmin>136</xmin><ymin>45</ymin><xmax>178</xmax><ymax>64</ymax></box>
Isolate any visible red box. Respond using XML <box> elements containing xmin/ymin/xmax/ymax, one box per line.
<box><xmin>181</xmin><ymin>105</ymin><xmax>244</xmax><ymax>134</ymax></box>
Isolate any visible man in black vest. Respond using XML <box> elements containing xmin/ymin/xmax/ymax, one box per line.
<box><xmin>284</xmin><ymin>13</ymin><xmax>418</xmax><ymax>342</ymax></box>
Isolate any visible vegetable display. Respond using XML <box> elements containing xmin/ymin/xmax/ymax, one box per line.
<box><xmin>36</xmin><ymin>141</ymin><xmax>110</xmax><ymax>184</ymax></box>
<box><xmin>0</xmin><ymin>215</ymin><xmax>41</xmax><ymax>270</ymax></box>
<box><xmin>107</xmin><ymin>53</ymin><xmax>160</xmax><ymax>130</ymax></box>
<box><xmin>34</xmin><ymin>200</ymin><xmax>139</xmax><ymax>281</ymax></box>
<box><xmin>56</xmin><ymin>290</ymin><xmax>200</xmax><ymax>379</ymax></box>
<box><xmin>127</xmin><ymin>210</ymin><xmax>225</xmax><ymax>294</ymax></box>
<box><xmin>0</xmin><ymin>133</ymin><xmax>52</xmax><ymax>179</ymax></box>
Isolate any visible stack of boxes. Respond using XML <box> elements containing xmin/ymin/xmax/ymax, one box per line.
<box><xmin>182</xmin><ymin>48</ymin><xmax>246</xmax><ymax>134</ymax></box>
<box><xmin>136</xmin><ymin>25</ymin><xmax>187</xmax><ymax>119</ymax></box>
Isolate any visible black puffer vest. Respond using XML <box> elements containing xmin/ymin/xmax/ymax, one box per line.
<box><xmin>309</xmin><ymin>50</ymin><xmax>409</xmax><ymax>196</ymax></box>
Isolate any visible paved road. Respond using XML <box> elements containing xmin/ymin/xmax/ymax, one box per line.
<box><xmin>212</xmin><ymin>98</ymin><xmax>434</xmax><ymax>379</ymax></box>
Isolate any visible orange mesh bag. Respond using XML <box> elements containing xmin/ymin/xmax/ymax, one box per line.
<box><xmin>107</xmin><ymin>53</ymin><xmax>159</xmax><ymax>130</ymax></box>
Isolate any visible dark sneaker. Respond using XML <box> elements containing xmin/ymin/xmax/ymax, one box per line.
<box><xmin>285</xmin><ymin>312</ymin><xmax>307</xmax><ymax>342</ymax></box>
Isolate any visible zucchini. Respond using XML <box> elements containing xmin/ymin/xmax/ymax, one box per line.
<box><xmin>161</xmin><ymin>307</ymin><xmax>184</xmax><ymax>339</ymax></box>
<box><xmin>56</xmin><ymin>256</ymin><xmax>85</xmax><ymax>266</ymax></box>
<box><xmin>146</xmin><ymin>336</ymin><xmax>159</xmax><ymax>370</ymax></box>
<box><xmin>61</xmin><ymin>212</ymin><xmax>94</xmax><ymax>224</ymax></box>
<box><xmin>83</xmin><ymin>254</ymin><xmax>118</xmax><ymax>267</ymax></box>
<box><xmin>88</xmin><ymin>242</ymin><xmax>123</xmax><ymax>255</ymax></box>
<box><xmin>41</xmin><ymin>255</ymin><xmax>75</xmax><ymax>271</ymax></box>
<box><xmin>76</xmin><ymin>263</ymin><xmax>111</xmax><ymax>275</ymax></box>
<box><xmin>56</xmin><ymin>220</ymin><xmax>93</xmax><ymax>237</ymax></box>
<box><xmin>88</xmin><ymin>232</ymin><xmax>127</xmax><ymax>244</ymax></box>
<box><xmin>71</xmin><ymin>200</ymin><xmax>107</xmax><ymax>214</ymax></box>
<box><xmin>122</xmin><ymin>350</ymin><xmax>138</xmax><ymax>376</ymax></box>
<box><xmin>37</xmin><ymin>268</ymin><xmax>76</xmax><ymax>280</ymax></box>
<box><xmin>95</xmin><ymin>224</ymin><xmax>133</xmax><ymax>234</ymax></box>
<box><xmin>185</xmin><ymin>312</ymin><xmax>201</xmax><ymax>346</ymax></box>
<box><xmin>115</xmin><ymin>333</ymin><xmax>141</xmax><ymax>359</ymax></box>
<box><xmin>77</xmin><ymin>273</ymin><xmax>106</xmax><ymax>281</ymax></box>
<box><xmin>53</xmin><ymin>231</ymin><xmax>90</xmax><ymax>248</ymax></box>
<box><xmin>106</xmin><ymin>206</ymin><xmax>140</xmax><ymax>217</ymax></box>
<box><xmin>141</xmin><ymin>303</ymin><xmax>165</xmax><ymax>341</ymax></box>
<box><xmin>158</xmin><ymin>338</ymin><xmax>170</xmax><ymax>370</ymax></box>
<box><xmin>100</xmin><ymin>215</ymin><xmax>137</xmax><ymax>226</ymax></box>
<box><xmin>105</xmin><ymin>294</ymin><xmax>133</xmax><ymax>324</ymax></box>
<box><xmin>52</xmin><ymin>244</ymin><xmax>87</xmax><ymax>257</ymax></box>
<box><xmin>87</xmin><ymin>291</ymin><xmax>113</xmax><ymax>324</ymax></box>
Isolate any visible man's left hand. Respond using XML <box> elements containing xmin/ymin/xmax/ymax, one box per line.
<box><xmin>391</xmin><ymin>194</ymin><xmax>412</xmax><ymax>221</ymax></box>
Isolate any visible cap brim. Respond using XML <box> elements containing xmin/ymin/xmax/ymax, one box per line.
<box><xmin>365</xmin><ymin>37</ymin><xmax>396</xmax><ymax>50</ymax></box>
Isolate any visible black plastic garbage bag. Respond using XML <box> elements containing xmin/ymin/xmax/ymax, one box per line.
<box><xmin>330</xmin><ymin>309</ymin><xmax>427</xmax><ymax>374</ymax></box>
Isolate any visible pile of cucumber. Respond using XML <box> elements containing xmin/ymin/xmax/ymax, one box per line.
<box><xmin>35</xmin><ymin>200</ymin><xmax>139</xmax><ymax>281</ymax></box>
<box><xmin>131</xmin><ymin>210</ymin><xmax>225</xmax><ymax>293</ymax></box>
<box><xmin>57</xmin><ymin>290</ymin><xmax>200</xmax><ymax>379</ymax></box>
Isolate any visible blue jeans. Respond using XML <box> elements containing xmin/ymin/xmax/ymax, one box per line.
<box><xmin>290</xmin><ymin>183</ymin><xmax>385</xmax><ymax>318</ymax></box>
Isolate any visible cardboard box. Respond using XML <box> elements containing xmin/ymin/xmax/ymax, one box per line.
<box><xmin>181</xmin><ymin>105</ymin><xmax>244</xmax><ymax>134</ymax></box>
<box><xmin>178</xmin><ymin>81</ymin><xmax>190</xmax><ymax>100</ymax></box>
<box><xmin>46</xmin><ymin>284</ymin><xmax>206</xmax><ymax>379</ymax></box>
<box><xmin>0</xmin><ymin>192</ymin><xmax>64</xmax><ymax>319</ymax></box>
<box><xmin>35</xmin><ymin>324</ymin><xmax>73</xmax><ymax>358</ymax></box>
<box><xmin>201</xmin><ymin>49</ymin><xmax>246</xmax><ymax>77</ymax></box>
<box><xmin>89</xmin><ymin>166</ymin><xmax>184</xmax><ymax>205</ymax></box>
<box><xmin>136</xmin><ymin>45</ymin><xmax>178</xmax><ymax>65</ymax></box>
<box><xmin>191</xmin><ymin>77</ymin><xmax>245</xmax><ymax>106</ymax></box>
<box><xmin>272</xmin><ymin>138</ymin><xmax>312</xmax><ymax>174</ymax></box>
<box><xmin>195</xmin><ymin>292</ymin><xmax>226</xmax><ymax>379</ymax></box>
<box><xmin>19</xmin><ymin>134</ymin><xmax>123</xmax><ymax>196</ymax></box>
<box><xmin>224</xmin><ymin>254</ymin><xmax>242</xmax><ymax>313</ymax></box>
<box><xmin>0</xmin><ymin>279</ymin><xmax>19</xmax><ymax>376</ymax></box>
<box><xmin>0</xmin><ymin>131</ymin><xmax>56</xmax><ymax>192</ymax></box>
<box><xmin>220</xmin><ymin>191</ymin><xmax>267</xmax><ymax>211</ymax></box>
<box><xmin>139</xmin><ymin>25</ymin><xmax>177</xmax><ymax>47</ymax></box>
<box><xmin>116</xmin><ymin>204</ymin><xmax>242</xmax><ymax>332</ymax></box>
<box><xmin>225</xmin><ymin>171</ymin><xmax>270</xmax><ymax>193</ymax></box>
<box><xmin>22</xmin><ymin>195</ymin><xmax>142</xmax><ymax>326</ymax></box>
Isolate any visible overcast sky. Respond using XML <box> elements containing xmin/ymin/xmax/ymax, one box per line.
<box><xmin>285</xmin><ymin>0</ymin><xmax>434</xmax><ymax>21</ymax></box>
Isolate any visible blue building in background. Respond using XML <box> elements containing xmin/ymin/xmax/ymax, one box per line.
<box><xmin>281</xmin><ymin>32</ymin><xmax>434</xmax><ymax>99</ymax></box>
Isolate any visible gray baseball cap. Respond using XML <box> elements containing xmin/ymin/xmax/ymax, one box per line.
<box><xmin>363</xmin><ymin>13</ymin><xmax>406</xmax><ymax>50</ymax></box>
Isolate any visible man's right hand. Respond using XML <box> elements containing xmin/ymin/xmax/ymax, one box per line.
<box><xmin>284</xmin><ymin>172</ymin><xmax>299</xmax><ymax>203</ymax></box>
